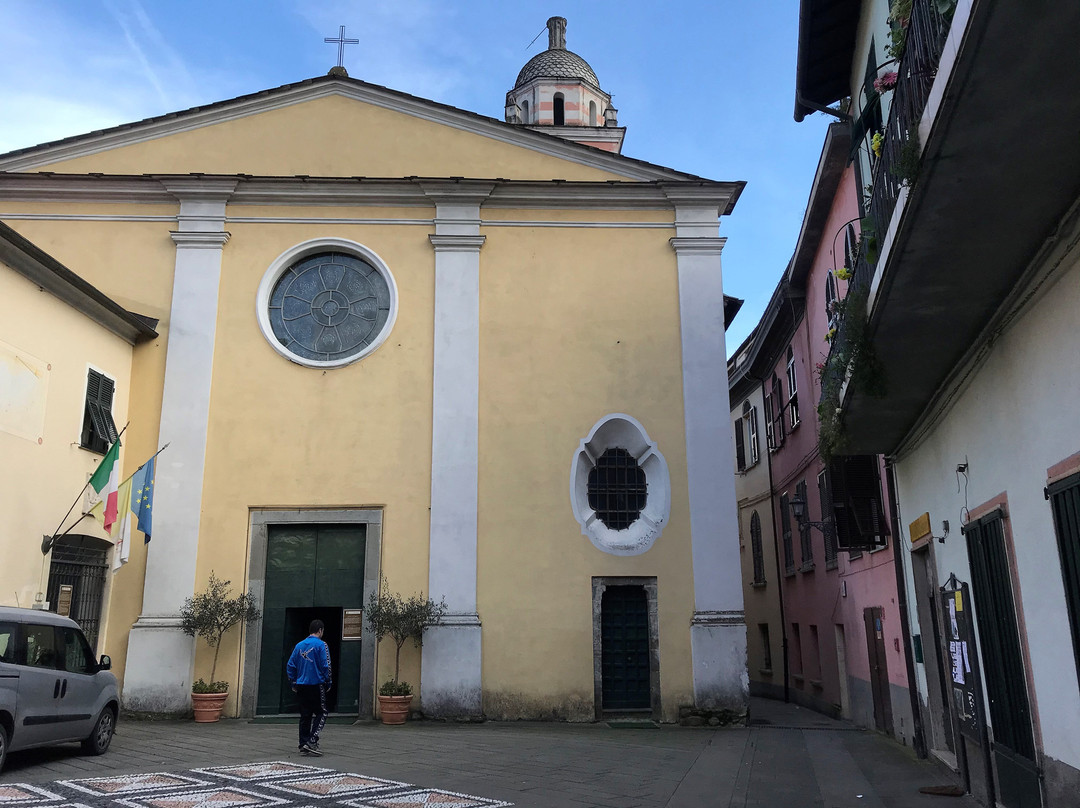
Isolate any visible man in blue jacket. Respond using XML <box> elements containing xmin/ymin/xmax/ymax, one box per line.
<box><xmin>287</xmin><ymin>619</ymin><xmax>333</xmax><ymax>756</ymax></box>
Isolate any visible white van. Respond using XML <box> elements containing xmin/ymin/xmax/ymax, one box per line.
<box><xmin>0</xmin><ymin>606</ymin><xmax>118</xmax><ymax>771</ymax></box>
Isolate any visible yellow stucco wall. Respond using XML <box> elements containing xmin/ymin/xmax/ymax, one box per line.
<box><xmin>0</xmin><ymin>94</ymin><xmax>708</xmax><ymax>720</ymax></box>
<box><xmin>0</xmin><ymin>257</ymin><xmax>134</xmax><ymax>640</ymax></box>
<box><xmin>477</xmin><ymin>217</ymin><xmax>692</xmax><ymax>721</ymax></box>
<box><xmin>34</xmin><ymin>94</ymin><xmax>629</xmax><ymax>182</ymax></box>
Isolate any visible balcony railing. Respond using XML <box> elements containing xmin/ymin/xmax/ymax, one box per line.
<box><xmin>821</xmin><ymin>0</ymin><xmax>954</xmax><ymax>416</ymax></box>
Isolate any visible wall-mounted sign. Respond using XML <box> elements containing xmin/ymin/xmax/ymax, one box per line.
<box><xmin>56</xmin><ymin>585</ymin><xmax>73</xmax><ymax>617</ymax></box>
<box><xmin>343</xmin><ymin>609</ymin><xmax>363</xmax><ymax>640</ymax></box>
<box><xmin>909</xmin><ymin>512</ymin><xmax>931</xmax><ymax>543</ymax></box>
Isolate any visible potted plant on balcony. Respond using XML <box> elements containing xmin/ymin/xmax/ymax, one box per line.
<box><xmin>365</xmin><ymin>580</ymin><xmax>446</xmax><ymax>725</ymax></box>
<box><xmin>180</xmin><ymin>572</ymin><xmax>261</xmax><ymax>722</ymax></box>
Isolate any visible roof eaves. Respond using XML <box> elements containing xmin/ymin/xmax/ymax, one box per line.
<box><xmin>787</xmin><ymin>122</ymin><xmax>852</xmax><ymax>288</ymax></box>
<box><xmin>0</xmin><ymin>220</ymin><xmax>158</xmax><ymax>344</ymax></box>
<box><xmin>0</xmin><ymin>74</ymin><xmax>725</xmax><ymax>185</ymax></box>
<box><xmin>795</xmin><ymin>0</ymin><xmax>862</xmax><ymax>122</ymax></box>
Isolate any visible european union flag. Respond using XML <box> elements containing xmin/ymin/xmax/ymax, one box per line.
<box><xmin>131</xmin><ymin>456</ymin><xmax>155</xmax><ymax>543</ymax></box>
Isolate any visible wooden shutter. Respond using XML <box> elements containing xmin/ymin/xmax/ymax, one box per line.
<box><xmin>1050</xmin><ymin>472</ymin><xmax>1080</xmax><ymax>697</ymax></box>
<box><xmin>764</xmin><ymin>394</ymin><xmax>775</xmax><ymax>450</ymax></box>
<box><xmin>771</xmin><ymin>375</ymin><xmax>785</xmax><ymax>447</ymax></box>
<box><xmin>81</xmin><ymin>370</ymin><xmax>118</xmax><ymax>452</ymax></box>
<box><xmin>780</xmin><ymin>493</ymin><xmax>794</xmax><ymax>573</ymax></box>
<box><xmin>734</xmin><ymin>417</ymin><xmax>746</xmax><ymax>471</ymax></box>
<box><xmin>830</xmin><ymin>455</ymin><xmax>887</xmax><ymax>550</ymax></box>
<box><xmin>796</xmin><ymin>479</ymin><xmax>812</xmax><ymax>565</ymax></box>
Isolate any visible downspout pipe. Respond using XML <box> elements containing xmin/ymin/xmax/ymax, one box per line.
<box><xmin>885</xmin><ymin>459</ymin><xmax>927</xmax><ymax>757</ymax></box>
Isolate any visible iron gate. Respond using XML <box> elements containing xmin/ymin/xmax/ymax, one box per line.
<box><xmin>46</xmin><ymin>539</ymin><xmax>108</xmax><ymax>650</ymax></box>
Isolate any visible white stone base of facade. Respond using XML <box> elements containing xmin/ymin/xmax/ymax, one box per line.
<box><xmin>420</xmin><ymin>614</ymin><xmax>482</xmax><ymax>718</ymax></box>
<box><xmin>122</xmin><ymin>617</ymin><xmax>196</xmax><ymax>714</ymax></box>
<box><xmin>690</xmin><ymin>613</ymin><xmax>749</xmax><ymax>712</ymax></box>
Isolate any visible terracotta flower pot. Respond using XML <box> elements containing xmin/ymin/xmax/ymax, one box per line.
<box><xmin>377</xmin><ymin>694</ymin><xmax>412</xmax><ymax>725</ymax></box>
<box><xmin>192</xmin><ymin>691</ymin><xmax>229</xmax><ymax>723</ymax></box>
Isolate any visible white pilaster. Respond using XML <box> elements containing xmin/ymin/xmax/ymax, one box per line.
<box><xmin>670</xmin><ymin>202</ymin><xmax>748</xmax><ymax>713</ymax></box>
<box><xmin>123</xmin><ymin>179</ymin><xmax>235</xmax><ymax>714</ymax></box>
<box><xmin>420</xmin><ymin>185</ymin><xmax>491</xmax><ymax>718</ymax></box>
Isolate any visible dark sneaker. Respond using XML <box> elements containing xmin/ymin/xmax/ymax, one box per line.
<box><xmin>303</xmin><ymin>743</ymin><xmax>323</xmax><ymax>756</ymax></box>
<box><xmin>299</xmin><ymin>746</ymin><xmax>310</xmax><ymax>756</ymax></box>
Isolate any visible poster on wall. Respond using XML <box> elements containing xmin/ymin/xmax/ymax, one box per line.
<box><xmin>941</xmin><ymin>582</ymin><xmax>984</xmax><ymax>742</ymax></box>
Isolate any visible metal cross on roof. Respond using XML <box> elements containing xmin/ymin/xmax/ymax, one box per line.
<box><xmin>324</xmin><ymin>25</ymin><xmax>359</xmax><ymax>68</ymax></box>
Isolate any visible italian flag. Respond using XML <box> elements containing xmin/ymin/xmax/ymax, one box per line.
<box><xmin>89</xmin><ymin>439</ymin><xmax>121</xmax><ymax>533</ymax></box>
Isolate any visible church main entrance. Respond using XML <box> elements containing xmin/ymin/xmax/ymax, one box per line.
<box><xmin>255</xmin><ymin>524</ymin><xmax>367</xmax><ymax>715</ymax></box>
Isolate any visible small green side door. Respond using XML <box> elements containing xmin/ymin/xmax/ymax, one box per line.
<box><xmin>257</xmin><ymin>524</ymin><xmax>366</xmax><ymax>715</ymax></box>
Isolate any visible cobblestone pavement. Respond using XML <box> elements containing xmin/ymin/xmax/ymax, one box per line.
<box><xmin>1</xmin><ymin>699</ymin><xmax>975</xmax><ymax>807</ymax></box>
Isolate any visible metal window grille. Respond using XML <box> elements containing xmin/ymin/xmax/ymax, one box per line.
<box><xmin>588</xmin><ymin>448</ymin><xmax>647</xmax><ymax>531</ymax></box>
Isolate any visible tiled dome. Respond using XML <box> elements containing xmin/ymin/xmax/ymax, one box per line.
<box><xmin>515</xmin><ymin>48</ymin><xmax>600</xmax><ymax>88</ymax></box>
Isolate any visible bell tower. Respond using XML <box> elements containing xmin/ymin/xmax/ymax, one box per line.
<box><xmin>505</xmin><ymin>17</ymin><xmax>625</xmax><ymax>153</ymax></box>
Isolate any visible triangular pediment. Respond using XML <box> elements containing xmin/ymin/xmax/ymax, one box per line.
<box><xmin>0</xmin><ymin>76</ymin><xmax>705</xmax><ymax>183</ymax></box>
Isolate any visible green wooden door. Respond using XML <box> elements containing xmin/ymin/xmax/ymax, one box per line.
<box><xmin>600</xmin><ymin>585</ymin><xmax>651</xmax><ymax>710</ymax></box>
<box><xmin>257</xmin><ymin>524</ymin><xmax>366</xmax><ymax>715</ymax></box>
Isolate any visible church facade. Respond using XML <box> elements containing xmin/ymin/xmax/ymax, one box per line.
<box><xmin>0</xmin><ymin>20</ymin><xmax>747</xmax><ymax>722</ymax></box>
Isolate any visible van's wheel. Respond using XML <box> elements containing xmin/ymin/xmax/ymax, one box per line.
<box><xmin>0</xmin><ymin>723</ymin><xmax>8</xmax><ymax>771</ymax></box>
<box><xmin>81</xmin><ymin>707</ymin><xmax>115</xmax><ymax>755</ymax></box>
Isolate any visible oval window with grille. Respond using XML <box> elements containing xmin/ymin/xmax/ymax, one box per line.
<box><xmin>570</xmin><ymin>414</ymin><xmax>670</xmax><ymax>556</ymax></box>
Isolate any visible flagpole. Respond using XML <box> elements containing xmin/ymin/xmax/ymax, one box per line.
<box><xmin>42</xmin><ymin>423</ymin><xmax>133</xmax><ymax>557</ymax></box>
<box><xmin>107</xmin><ymin>441</ymin><xmax>170</xmax><ymax>492</ymax></box>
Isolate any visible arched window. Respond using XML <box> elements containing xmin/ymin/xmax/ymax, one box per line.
<box><xmin>553</xmin><ymin>93</ymin><xmax>565</xmax><ymax>126</ymax></box>
<box><xmin>589</xmin><ymin>100</ymin><xmax>597</xmax><ymax>126</ymax></box>
<box><xmin>751</xmin><ymin>511</ymin><xmax>765</xmax><ymax>584</ymax></box>
<box><xmin>521</xmin><ymin>99</ymin><xmax>530</xmax><ymax>124</ymax></box>
<box><xmin>844</xmin><ymin>223</ymin><xmax>857</xmax><ymax>271</ymax></box>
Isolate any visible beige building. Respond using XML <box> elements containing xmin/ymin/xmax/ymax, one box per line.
<box><xmin>0</xmin><ymin>221</ymin><xmax>155</xmax><ymax>645</ymax></box>
<box><xmin>0</xmin><ymin>21</ymin><xmax>749</xmax><ymax>723</ymax></box>
<box><xmin>728</xmin><ymin>333</ymin><xmax>783</xmax><ymax>701</ymax></box>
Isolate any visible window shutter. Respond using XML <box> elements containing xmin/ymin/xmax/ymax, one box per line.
<box><xmin>772</xmin><ymin>376</ymin><xmax>786</xmax><ymax>446</ymax></box>
<box><xmin>764</xmin><ymin>394</ymin><xmax>775</xmax><ymax>450</ymax></box>
<box><xmin>734</xmin><ymin>417</ymin><xmax>746</xmax><ymax>471</ymax></box>
<box><xmin>797</xmin><ymin>479</ymin><xmax>812</xmax><ymax>565</ymax></box>
<box><xmin>749</xmin><ymin>407</ymin><xmax>760</xmax><ymax>464</ymax></box>
<box><xmin>820</xmin><ymin>471</ymin><xmax>838</xmax><ymax>567</ymax></box>
<box><xmin>830</xmin><ymin>455</ymin><xmax>887</xmax><ymax>550</ymax></box>
<box><xmin>751</xmin><ymin>510</ymin><xmax>765</xmax><ymax>584</ymax></box>
<box><xmin>780</xmin><ymin>493</ymin><xmax>794</xmax><ymax>573</ymax></box>
<box><xmin>81</xmin><ymin>369</ymin><xmax>117</xmax><ymax>452</ymax></box>
<box><xmin>1049</xmin><ymin>472</ymin><xmax>1080</xmax><ymax>696</ymax></box>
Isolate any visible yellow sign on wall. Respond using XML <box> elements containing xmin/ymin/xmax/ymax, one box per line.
<box><xmin>909</xmin><ymin>512</ymin><xmax>932</xmax><ymax>542</ymax></box>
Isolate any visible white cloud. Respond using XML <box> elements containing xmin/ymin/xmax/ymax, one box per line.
<box><xmin>0</xmin><ymin>1</ymin><xmax>240</xmax><ymax>154</ymax></box>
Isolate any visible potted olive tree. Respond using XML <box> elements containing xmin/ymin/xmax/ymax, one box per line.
<box><xmin>180</xmin><ymin>572</ymin><xmax>261</xmax><ymax>722</ymax></box>
<box><xmin>365</xmin><ymin>580</ymin><xmax>446</xmax><ymax>724</ymax></box>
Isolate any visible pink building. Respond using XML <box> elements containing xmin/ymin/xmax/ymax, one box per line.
<box><xmin>732</xmin><ymin>123</ymin><xmax>916</xmax><ymax>745</ymax></box>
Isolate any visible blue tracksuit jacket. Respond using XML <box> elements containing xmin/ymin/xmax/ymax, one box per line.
<box><xmin>287</xmin><ymin>636</ymin><xmax>332</xmax><ymax>686</ymax></box>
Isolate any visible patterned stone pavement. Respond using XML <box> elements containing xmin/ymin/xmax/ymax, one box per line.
<box><xmin>1</xmin><ymin>699</ymin><xmax>975</xmax><ymax>807</ymax></box>
<box><xmin>0</xmin><ymin>762</ymin><xmax>511</xmax><ymax>808</ymax></box>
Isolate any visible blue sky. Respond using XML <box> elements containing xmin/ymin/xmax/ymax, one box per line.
<box><xmin>0</xmin><ymin>0</ymin><xmax>832</xmax><ymax>353</ymax></box>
